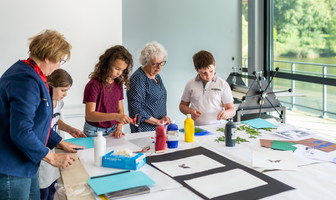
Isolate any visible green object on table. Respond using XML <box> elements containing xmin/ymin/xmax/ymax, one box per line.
<box><xmin>271</xmin><ymin>140</ymin><xmax>297</xmax><ymax>151</ymax></box>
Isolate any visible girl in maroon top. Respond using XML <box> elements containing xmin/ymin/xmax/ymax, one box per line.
<box><xmin>83</xmin><ymin>45</ymin><xmax>133</xmax><ymax>137</ymax></box>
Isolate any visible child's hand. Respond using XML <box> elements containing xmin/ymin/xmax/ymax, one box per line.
<box><xmin>109</xmin><ymin>129</ymin><xmax>125</xmax><ymax>138</ymax></box>
<box><xmin>191</xmin><ymin>110</ymin><xmax>202</xmax><ymax>120</ymax></box>
<box><xmin>160</xmin><ymin>116</ymin><xmax>171</xmax><ymax>125</ymax></box>
<box><xmin>57</xmin><ymin>140</ymin><xmax>85</xmax><ymax>152</ymax></box>
<box><xmin>69</xmin><ymin>128</ymin><xmax>86</xmax><ymax>138</ymax></box>
<box><xmin>110</xmin><ymin>123</ymin><xmax>125</xmax><ymax>138</ymax></box>
<box><xmin>115</xmin><ymin>114</ymin><xmax>132</xmax><ymax>124</ymax></box>
<box><xmin>217</xmin><ymin>110</ymin><xmax>230</xmax><ymax>120</ymax></box>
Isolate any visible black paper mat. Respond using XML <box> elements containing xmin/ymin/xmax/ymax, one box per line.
<box><xmin>146</xmin><ymin>146</ymin><xmax>294</xmax><ymax>200</ymax></box>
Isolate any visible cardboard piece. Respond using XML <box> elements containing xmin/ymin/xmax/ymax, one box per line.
<box><xmin>260</xmin><ymin>138</ymin><xmax>336</xmax><ymax>152</ymax></box>
<box><xmin>297</xmin><ymin>138</ymin><xmax>336</xmax><ymax>152</ymax></box>
<box><xmin>260</xmin><ymin>139</ymin><xmax>294</xmax><ymax>148</ymax></box>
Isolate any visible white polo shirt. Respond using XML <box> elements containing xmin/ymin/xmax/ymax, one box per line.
<box><xmin>181</xmin><ymin>74</ymin><xmax>233</xmax><ymax>125</ymax></box>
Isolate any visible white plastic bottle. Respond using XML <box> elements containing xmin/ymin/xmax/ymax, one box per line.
<box><xmin>94</xmin><ymin>131</ymin><xmax>106</xmax><ymax>166</ymax></box>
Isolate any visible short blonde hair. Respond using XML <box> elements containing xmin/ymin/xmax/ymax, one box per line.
<box><xmin>28</xmin><ymin>29</ymin><xmax>71</xmax><ymax>63</ymax></box>
<box><xmin>138</xmin><ymin>41</ymin><xmax>167</xmax><ymax>66</ymax></box>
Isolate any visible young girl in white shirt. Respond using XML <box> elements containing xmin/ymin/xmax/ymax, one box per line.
<box><xmin>39</xmin><ymin>69</ymin><xmax>85</xmax><ymax>200</ymax></box>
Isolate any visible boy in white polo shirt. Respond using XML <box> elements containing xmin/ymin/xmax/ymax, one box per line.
<box><xmin>179</xmin><ymin>50</ymin><xmax>236</xmax><ymax>125</ymax></box>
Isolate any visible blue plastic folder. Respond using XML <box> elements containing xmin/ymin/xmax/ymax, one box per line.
<box><xmin>87</xmin><ymin>171</ymin><xmax>155</xmax><ymax>195</ymax></box>
<box><xmin>179</xmin><ymin>127</ymin><xmax>213</xmax><ymax>136</ymax></box>
<box><xmin>64</xmin><ymin>137</ymin><xmax>94</xmax><ymax>149</ymax></box>
<box><xmin>241</xmin><ymin>118</ymin><xmax>278</xmax><ymax>129</ymax></box>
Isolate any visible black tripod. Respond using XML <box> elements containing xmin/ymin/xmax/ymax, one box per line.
<box><xmin>240</xmin><ymin>67</ymin><xmax>291</xmax><ymax>121</ymax></box>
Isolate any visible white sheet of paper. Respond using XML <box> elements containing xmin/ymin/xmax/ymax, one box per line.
<box><xmin>184</xmin><ymin>169</ymin><xmax>267</xmax><ymax>199</ymax></box>
<box><xmin>252</xmin><ymin>150</ymin><xmax>298</xmax><ymax>170</ymax></box>
<box><xmin>151</xmin><ymin>154</ymin><xmax>224</xmax><ymax>177</ymax></box>
<box><xmin>293</xmin><ymin>144</ymin><xmax>332</xmax><ymax>162</ymax></box>
<box><xmin>120</xmin><ymin>187</ymin><xmax>203</xmax><ymax>200</ymax></box>
<box><xmin>139</xmin><ymin>164</ymin><xmax>182</xmax><ymax>192</ymax></box>
<box><xmin>273</xmin><ymin>127</ymin><xmax>314</xmax><ymax>140</ymax></box>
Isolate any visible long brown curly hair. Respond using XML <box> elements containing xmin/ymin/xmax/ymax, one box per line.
<box><xmin>89</xmin><ymin>45</ymin><xmax>133</xmax><ymax>89</ymax></box>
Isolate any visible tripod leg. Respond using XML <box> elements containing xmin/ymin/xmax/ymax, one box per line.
<box><xmin>265</xmin><ymin>97</ymin><xmax>282</xmax><ymax>119</ymax></box>
<box><xmin>264</xmin><ymin>67</ymin><xmax>279</xmax><ymax>93</ymax></box>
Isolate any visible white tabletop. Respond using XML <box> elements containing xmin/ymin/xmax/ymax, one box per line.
<box><xmin>60</xmin><ymin>121</ymin><xmax>336</xmax><ymax>200</ymax></box>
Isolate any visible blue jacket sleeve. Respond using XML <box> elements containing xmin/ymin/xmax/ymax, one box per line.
<box><xmin>8</xmin><ymin>75</ymin><xmax>52</xmax><ymax>164</ymax></box>
<box><xmin>47</xmin><ymin>129</ymin><xmax>62</xmax><ymax>149</ymax></box>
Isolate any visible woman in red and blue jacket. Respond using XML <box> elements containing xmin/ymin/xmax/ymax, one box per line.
<box><xmin>0</xmin><ymin>30</ymin><xmax>83</xmax><ymax>200</ymax></box>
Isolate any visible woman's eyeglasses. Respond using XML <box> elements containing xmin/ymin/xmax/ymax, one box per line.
<box><xmin>151</xmin><ymin>60</ymin><xmax>166</xmax><ymax>68</ymax></box>
<box><xmin>60</xmin><ymin>59</ymin><xmax>66</xmax><ymax>65</ymax></box>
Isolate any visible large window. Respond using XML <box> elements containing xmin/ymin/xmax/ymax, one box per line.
<box><xmin>242</xmin><ymin>0</ymin><xmax>248</xmax><ymax>69</ymax></box>
<box><xmin>270</xmin><ymin>0</ymin><xmax>336</xmax><ymax>118</ymax></box>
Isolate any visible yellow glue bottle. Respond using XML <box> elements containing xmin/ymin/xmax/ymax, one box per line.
<box><xmin>184</xmin><ymin>114</ymin><xmax>195</xmax><ymax>142</ymax></box>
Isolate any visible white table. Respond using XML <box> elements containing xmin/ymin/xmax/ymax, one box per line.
<box><xmin>59</xmin><ymin>122</ymin><xmax>336</xmax><ymax>200</ymax></box>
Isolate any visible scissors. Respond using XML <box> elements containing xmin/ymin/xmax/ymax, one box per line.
<box><xmin>133</xmin><ymin>146</ymin><xmax>151</xmax><ymax>153</ymax></box>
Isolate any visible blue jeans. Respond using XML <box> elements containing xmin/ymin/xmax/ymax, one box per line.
<box><xmin>83</xmin><ymin>122</ymin><xmax>116</xmax><ymax>137</ymax></box>
<box><xmin>40</xmin><ymin>180</ymin><xmax>56</xmax><ymax>200</ymax></box>
<box><xmin>0</xmin><ymin>173</ymin><xmax>40</xmax><ymax>200</ymax></box>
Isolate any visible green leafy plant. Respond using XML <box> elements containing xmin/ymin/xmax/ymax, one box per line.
<box><xmin>237</xmin><ymin>125</ymin><xmax>261</xmax><ymax>138</ymax></box>
<box><xmin>214</xmin><ymin>135</ymin><xmax>248</xmax><ymax>144</ymax></box>
<box><xmin>215</xmin><ymin>136</ymin><xmax>225</xmax><ymax>143</ymax></box>
<box><xmin>263</xmin><ymin>127</ymin><xmax>276</xmax><ymax>132</ymax></box>
<box><xmin>215</xmin><ymin>125</ymin><xmax>274</xmax><ymax>144</ymax></box>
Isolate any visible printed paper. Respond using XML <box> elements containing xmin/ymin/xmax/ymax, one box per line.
<box><xmin>252</xmin><ymin>150</ymin><xmax>298</xmax><ymax>170</ymax></box>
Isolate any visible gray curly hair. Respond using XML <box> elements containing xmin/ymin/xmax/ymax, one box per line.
<box><xmin>138</xmin><ymin>41</ymin><xmax>168</xmax><ymax>66</ymax></box>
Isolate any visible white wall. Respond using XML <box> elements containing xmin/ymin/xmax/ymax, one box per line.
<box><xmin>0</xmin><ymin>0</ymin><xmax>122</xmax><ymax>130</ymax></box>
<box><xmin>123</xmin><ymin>0</ymin><xmax>241</xmax><ymax>127</ymax></box>
<box><xmin>0</xmin><ymin>0</ymin><xmax>241</xmax><ymax>132</ymax></box>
